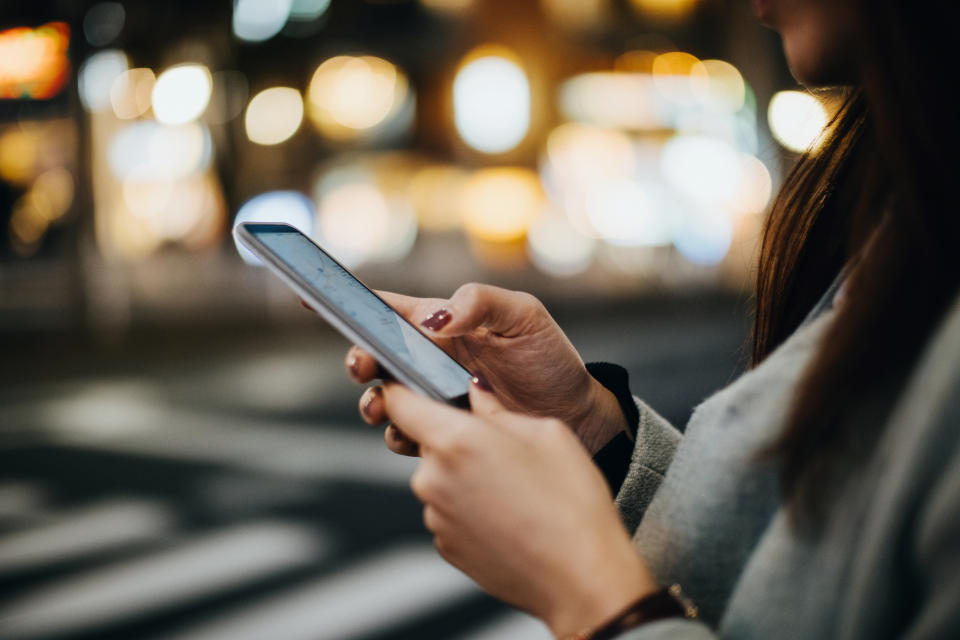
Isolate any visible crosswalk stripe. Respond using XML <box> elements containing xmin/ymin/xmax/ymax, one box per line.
<box><xmin>0</xmin><ymin>498</ymin><xmax>173</xmax><ymax>573</ymax></box>
<box><xmin>0</xmin><ymin>520</ymin><xmax>325</xmax><ymax>638</ymax></box>
<box><xmin>165</xmin><ymin>545</ymin><xmax>481</xmax><ymax>640</ymax></box>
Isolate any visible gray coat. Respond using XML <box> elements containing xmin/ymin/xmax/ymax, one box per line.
<box><xmin>613</xmin><ymin>288</ymin><xmax>960</xmax><ymax>639</ymax></box>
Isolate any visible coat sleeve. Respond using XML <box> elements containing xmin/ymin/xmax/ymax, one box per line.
<box><xmin>586</xmin><ymin>363</ymin><xmax>682</xmax><ymax>534</ymax></box>
<box><xmin>614</xmin><ymin>397</ymin><xmax>682</xmax><ymax>535</ymax></box>
<box><xmin>902</xmin><ymin>393</ymin><xmax>960</xmax><ymax>640</ymax></box>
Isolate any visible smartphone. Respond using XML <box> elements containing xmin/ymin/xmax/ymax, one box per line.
<box><xmin>235</xmin><ymin>222</ymin><xmax>472</xmax><ymax>408</ymax></box>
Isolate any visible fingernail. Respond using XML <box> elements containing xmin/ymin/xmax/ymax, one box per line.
<box><xmin>348</xmin><ymin>355</ymin><xmax>360</xmax><ymax>379</ymax></box>
<box><xmin>421</xmin><ymin>308</ymin><xmax>452</xmax><ymax>331</ymax></box>
<box><xmin>471</xmin><ymin>372</ymin><xmax>492</xmax><ymax>392</ymax></box>
<box><xmin>361</xmin><ymin>387</ymin><xmax>382</xmax><ymax>417</ymax></box>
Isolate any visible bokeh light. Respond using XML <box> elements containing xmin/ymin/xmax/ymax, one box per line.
<box><xmin>151</xmin><ymin>64</ymin><xmax>213</xmax><ymax>126</ymax></box>
<box><xmin>233</xmin><ymin>0</ymin><xmax>293</xmax><ymax>42</ymax></box>
<box><xmin>453</xmin><ymin>48</ymin><xmax>530</xmax><ymax>154</ymax></box>
<box><xmin>0</xmin><ymin>127</ymin><xmax>39</xmax><ymax>184</ymax></box>
<box><xmin>660</xmin><ymin>134</ymin><xmax>741</xmax><ymax>205</ymax></box>
<box><xmin>585</xmin><ymin>179</ymin><xmax>673</xmax><ymax>247</ymax></box>
<box><xmin>110</xmin><ymin>68</ymin><xmax>156</xmax><ymax>120</ymax></box>
<box><xmin>109</xmin><ymin>121</ymin><xmax>212</xmax><ymax>181</ymax></box>
<box><xmin>460</xmin><ymin>167</ymin><xmax>542</xmax><ymax>243</ymax></box>
<box><xmin>83</xmin><ymin>3</ymin><xmax>125</xmax><ymax>47</ymax></box>
<box><xmin>651</xmin><ymin>51</ymin><xmax>700</xmax><ymax>104</ymax></box>
<box><xmin>28</xmin><ymin>167</ymin><xmax>74</xmax><ymax>223</ymax></box>
<box><xmin>690</xmin><ymin>59</ymin><xmax>745</xmax><ymax>112</ymax></box>
<box><xmin>540</xmin><ymin>0</ymin><xmax>610</xmax><ymax>30</ymax></box>
<box><xmin>767</xmin><ymin>90</ymin><xmax>828</xmax><ymax>152</ymax></box>
<box><xmin>527</xmin><ymin>209</ymin><xmax>596</xmax><ymax>277</ymax></box>
<box><xmin>0</xmin><ymin>22</ymin><xmax>71</xmax><ymax>100</ymax></box>
<box><xmin>629</xmin><ymin>0</ymin><xmax>700</xmax><ymax>21</ymax></box>
<box><xmin>79</xmin><ymin>50</ymin><xmax>128</xmax><ymax>113</ymax></box>
<box><xmin>244</xmin><ymin>87</ymin><xmax>303</xmax><ymax>145</ymax></box>
<box><xmin>673</xmin><ymin>209</ymin><xmax>732</xmax><ymax>265</ymax></box>
<box><xmin>307</xmin><ymin>56</ymin><xmax>410</xmax><ymax>141</ymax></box>
<box><xmin>408</xmin><ymin>164</ymin><xmax>469</xmax><ymax>232</ymax></box>
<box><xmin>540</xmin><ymin>123</ymin><xmax>636</xmax><ymax>236</ymax></box>
<box><xmin>289</xmin><ymin>0</ymin><xmax>332</xmax><ymax>21</ymax></box>
<box><xmin>558</xmin><ymin>72</ymin><xmax>665</xmax><ymax>131</ymax></box>
<box><xmin>233</xmin><ymin>191</ymin><xmax>315</xmax><ymax>265</ymax></box>
<box><xmin>726</xmin><ymin>153</ymin><xmax>772</xmax><ymax>216</ymax></box>
<box><xmin>313</xmin><ymin>168</ymin><xmax>418</xmax><ymax>267</ymax></box>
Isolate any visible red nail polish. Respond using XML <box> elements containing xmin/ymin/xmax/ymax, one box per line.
<box><xmin>421</xmin><ymin>309</ymin><xmax>452</xmax><ymax>331</ymax></box>
<box><xmin>471</xmin><ymin>372</ymin><xmax>492</xmax><ymax>392</ymax></box>
<box><xmin>348</xmin><ymin>355</ymin><xmax>361</xmax><ymax>378</ymax></box>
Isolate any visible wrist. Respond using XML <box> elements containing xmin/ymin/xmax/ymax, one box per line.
<box><xmin>544</xmin><ymin>545</ymin><xmax>656</xmax><ymax>639</ymax></box>
<box><xmin>573</xmin><ymin>377</ymin><xmax>631</xmax><ymax>456</ymax></box>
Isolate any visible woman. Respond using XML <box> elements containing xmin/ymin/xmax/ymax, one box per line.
<box><xmin>336</xmin><ymin>0</ymin><xmax>960</xmax><ymax>637</ymax></box>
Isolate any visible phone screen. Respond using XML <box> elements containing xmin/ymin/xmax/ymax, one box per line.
<box><xmin>247</xmin><ymin>225</ymin><xmax>472</xmax><ymax>400</ymax></box>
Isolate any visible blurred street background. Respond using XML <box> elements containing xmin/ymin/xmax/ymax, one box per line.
<box><xmin>1</xmin><ymin>0</ymin><xmax>824</xmax><ymax>638</ymax></box>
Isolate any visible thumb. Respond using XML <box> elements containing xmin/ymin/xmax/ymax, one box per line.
<box><xmin>421</xmin><ymin>283</ymin><xmax>544</xmax><ymax>338</ymax></box>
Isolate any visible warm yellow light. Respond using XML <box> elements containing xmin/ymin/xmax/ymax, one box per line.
<box><xmin>28</xmin><ymin>167</ymin><xmax>74</xmax><ymax>222</ymax></box>
<box><xmin>628</xmin><ymin>0</ymin><xmax>699</xmax><ymax>21</ymax></box>
<box><xmin>0</xmin><ymin>22</ymin><xmax>70</xmax><ymax>100</ymax></box>
<box><xmin>317</xmin><ymin>182</ymin><xmax>392</xmax><ymax>267</ymax></box>
<box><xmin>245</xmin><ymin>87</ymin><xmax>303</xmax><ymax>145</ymax></box>
<box><xmin>460</xmin><ymin>168</ymin><xmax>543</xmax><ymax>242</ymax></box>
<box><xmin>0</xmin><ymin>128</ymin><xmax>38</xmax><ymax>184</ymax></box>
<box><xmin>454</xmin><ymin>47</ymin><xmax>530</xmax><ymax>154</ymax></box>
<box><xmin>9</xmin><ymin>197</ymin><xmax>48</xmax><ymax>247</ymax></box>
<box><xmin>652</xmin><ymin>51</ymin><xmax>700</xmax><ymax>103</ymax></box>
<box><xmin>408</xmin><ymin>164</ymin><xmax>469</xmax><ymax>232</ymax></box>
<box><xmin>307</xmin><ymin>55</ymin><xmax>407</xmax><ymax>140</ymax></box>
<box><xmin>768</xmin><ymin>90</ymin><xmax>828</xmax><ymax>152</ymax></box>
<box><xmin>152</xmin><ymin>64</ymin><xmax>212</xmax><ymax>125</ymax></box>
<box><xmin>539</xmin><ymin>0</ymin><xmax>610</xmax><ymax>30</ymax></box>
<box><xmin>690</xmin><ymin>59</ymin><xmax>745</xmax><ymax>112</ymax></box>
<box><xmin>615</xmin><ymin>50</ymin><xmax>658</xmax><ymax>73</ymax></box>
<box><xmin>110</xmin><ymin>68</ymin><xmax>155</xmax><ymax>120</ymax></box>
<box><xmin>558</xmin><ymin>72</ymin><xmax>664</xmax><ymax>130</ymax></box>
<box><xmin>541</xmin><ymin>123</ymin><xmax>636</xmax><ymax>236</ymax></box>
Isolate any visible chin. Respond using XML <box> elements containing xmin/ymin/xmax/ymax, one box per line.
<box><xmin>782</xmin><ymin>33</ymin><xmax>858</xmax><ymax>87</ymax></box>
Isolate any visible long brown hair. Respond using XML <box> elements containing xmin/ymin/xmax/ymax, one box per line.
<box><xmin>753</xmin><ymin>0</ymin><xmax>960</xmax><ymax>528</ymax></box>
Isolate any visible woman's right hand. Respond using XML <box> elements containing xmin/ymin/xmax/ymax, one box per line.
<box><xmin>341</xmin><ymin>283</ymin><xmax>628</xmax><ymax>456</ymax></box>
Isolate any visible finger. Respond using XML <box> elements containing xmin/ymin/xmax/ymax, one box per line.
<box><xmin>385</xmin><ymin>424</ymin><xmax>420</xmax><ymax>457</ymax></box>
<box><xmin>376</xmin><ymin>290</ymin><xmax>446</xmax><ymax>325</ymax></box>
<box><xmin>467</xmin><ymin>372</ymin><xmax>507</xmax><ymax>418</ymax></box>
<box><xmin>359</xmin><ymin>386</ymin><xmax>387</xmax><ymax>425</ymax></box>
<box><xmin>345</xmin><ymin>346</ymin><xmax>381</xmax><ymax>383</ymax></box>
<box><xmin>419</xmin><ymin>283</ymin><xmax>543</xmax><ymax>339</ymax></box>
<box><xmin>381</xmin><ymin>382</ymin><xmax>470</xmax><ymax>447</ymax></box>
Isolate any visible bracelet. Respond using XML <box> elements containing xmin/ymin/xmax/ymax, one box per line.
<box><xmin>564</xmin><ymin>585</ymin><xmax>698</xmax><ymax>640</ymax></box>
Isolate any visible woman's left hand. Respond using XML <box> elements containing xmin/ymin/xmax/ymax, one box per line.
<box><xmin>383</xmin><ymin>379</ymin><xmax>658</xmax><ymax>638</ymax></box>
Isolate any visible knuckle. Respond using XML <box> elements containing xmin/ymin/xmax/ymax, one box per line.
<box><xmin>515</xmin><ymin>290</ymin><xmax>544</xmax><ymax>312</ymax></box>
<box><xmin>453</xmin><ymin>282</ymin><xmax>484</xmax><ymax>306</ymax></box>
<box><xmin>410</xmin><ymin>469</ymin><xmax>430</xmax><ymax>499</ymax></box>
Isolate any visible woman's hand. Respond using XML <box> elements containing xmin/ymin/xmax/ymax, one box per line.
<box><xmin>384</xmin><ymin>379</ymin><xmax>657</xmax><ymax>637</ymax></box>
<box><xmin>341</xmin><ymin>283</ymin><xmax>628</xmax><ymax>455</ymax></box>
